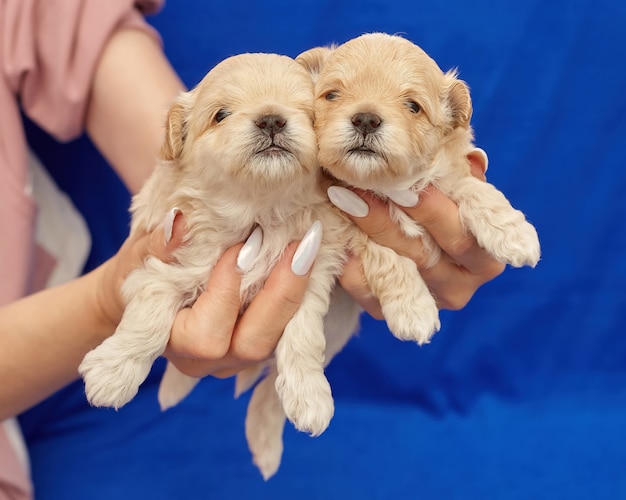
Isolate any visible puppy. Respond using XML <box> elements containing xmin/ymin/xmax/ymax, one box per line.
<box><xmin>297</xmin><ymin>32</ymin><xmax>541</xmax><ymax>345</ymax></box>
<box><xmin>78</xmin><ymin>53</ymin><xmax>359</xmax><ymax>442</ymax></box>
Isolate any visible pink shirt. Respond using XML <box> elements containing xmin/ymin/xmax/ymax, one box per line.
<box><xmin>0</xmin><ymin>1</ymin><xmax>163</xmax><ymax>497</ymax></box>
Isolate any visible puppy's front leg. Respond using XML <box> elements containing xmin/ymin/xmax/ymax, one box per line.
<box><xmin>451</xmin><ymin>177</ymin><xmax>541</xmax><ymax>268</ymax></box>
<box><xmin>361</xmin><ymin>240</ymin><xmax>440</xmax><ymax>345</ymax></box>
<box><xmin>79</xmin><ymin>259</ymin><xmax>187</xmax><ymax>409</ymax></box>
<box><xmin>274</xmin><ymin>267</ymin><xmax>335</xmax><ymax>437</ymax></box>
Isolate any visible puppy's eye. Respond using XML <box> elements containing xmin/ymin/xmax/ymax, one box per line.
<box><xmin>325</xmin><ymin>91</ymin><xmax>339</xmax><ymax>101</ymax></box>
<box><xmin>215</xmin><ymin>109</ymin><xmax>231</xmax><ymax>123</ymax></box>
<box><xmin>406</xmin><ymin>100</ymin><xmax>421</xmax><ymax>114</ymax></box>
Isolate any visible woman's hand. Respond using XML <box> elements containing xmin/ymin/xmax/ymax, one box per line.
<box><xmin>98</xmin><ymin>211</ymin><xmax>319</xmax><ymax>380</ymax></box>
<box><xmin>164</xmin><ymin>239</ymin><xmax>313</xmax><ymax>379</ymax></box>
<box><xmin>332</xmin><ymin>148</ymin><xmax>505</xmax><ymax>317</ymax></box>
<box><xmin>94</xmin><ymin>209</ymin><xmax>188</xmax><ymax>332</ymax></box>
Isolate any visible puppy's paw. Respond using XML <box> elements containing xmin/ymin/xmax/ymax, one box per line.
<box><xmin>79</xmin><ymin>343</ymin><xmax>152</xmax><ymax>409</ymax></box>
<box><xmin>482</xmin><ymin>219</ymin><xmax>541</xmax><ymax>268</ymax></box>
<box><xmin>382</xmin><ymin>292</ymin><xmax>440</xmax><ymax>345</ymax></box>
<box><xmin>275</xmin><ymin>371</ymin><xmax>334</xmax><ymax>437</ymax></box>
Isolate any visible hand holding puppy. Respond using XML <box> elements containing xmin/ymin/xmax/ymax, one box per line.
<box><xmin>98</xmin><ymin>209</ymin><xmax>312</xmax><ymax>381</ymax></box>
<box><xmin>163</xmin><ymin>235</ymin><xmax>314</xmax><ymax>380</ymax></box>
<box><xmin>334</xmin><ymin>148</ymin><xmax>505</xmax><ymax>315</ymax></box>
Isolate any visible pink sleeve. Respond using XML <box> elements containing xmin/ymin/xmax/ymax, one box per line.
<box><xmin>1</xmin><ymin>0</ymin><xmax>165</xmax><ymax>142</ymax></box>
<box><xmin>0</xmin><ymin>424</ymin><xmax>31</xmax><ymax>500</ymax></box>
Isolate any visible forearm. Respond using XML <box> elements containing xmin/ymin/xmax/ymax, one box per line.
<box><xmin>0</xmin><ymin>265</ymin><xmax>112</xmax><ymax>419</ymax></box>
<box><xmin>86</xmin><ymin>28</ymin><xmax>185</xmax><ymax>194</ymax></box>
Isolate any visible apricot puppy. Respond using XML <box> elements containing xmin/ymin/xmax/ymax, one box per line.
<box><xmin>244</xmin><ymin>33</ymin><xmax>541</xmax><ymax>481</ymax></box>
<box><xmin>78</xmin><ymin>53</ymin><xmax>356</xmax><ymax>442</ymax></box>
<box><xmin>298</xmin><ymin>32</ymin><xmax>540</xmax><ymax>344</ymax></box>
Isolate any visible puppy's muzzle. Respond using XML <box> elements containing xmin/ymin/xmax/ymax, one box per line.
<box><xmin>256</xmin><ymin>114</ymin><xmax>287</xmax><ymax>138</ymax></box>
<box><xmin>352</xmin><ymin>112</ymin><xmax>381</xmax><ymax>135</ymax></box>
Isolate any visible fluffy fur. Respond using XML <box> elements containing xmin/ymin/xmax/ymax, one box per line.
<box><xmin>297</xmin><ymin>32</ymin><xmax>541</xmax><ymax>344</ymax></box>
<box><xmin>77</xmin><ymin>54</ymin><xmax>360</xmax><ymax>443</ymax></box>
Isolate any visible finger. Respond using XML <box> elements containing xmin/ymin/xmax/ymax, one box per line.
<box><xmin>402</xmin><ymin>185</ymin><xmax>501</xmax><ymax>275</ymax></box>
<box><xmin>167</xmin><ymin>245</ymin><xmax>243</xmax><ymax>361</ymax></box>
<box><xmin>328</xmin><ymin>187</ymin><xmax>432</xmax><ymax>267</ymax></box>
<box><xmin>467</xmin><ymin>147</ymin><xmax>488</xmax><ymax>180</ymax></box>
<box><xmin>148</xmin><ymin>209</ymin><xmax>187</xmax><ymax>263</ymax></box>
<box><xmin>420</xmin><ymin>252</ymin><xmax>502</xmax><ymax>310</ymax></box>
<box><xmin>229</xmin><ymin>241</ymin><xmax>311</xmax><ymax>362</ymax></box>
<box><xmin>338</xmin><ymin>254</ymin><xmax>383</xmax><ymax>319</ymax></box>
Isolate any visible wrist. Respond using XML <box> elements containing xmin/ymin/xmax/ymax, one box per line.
<box><xmin>89</xmin><ymin>258</ymin><xmax>125</xmax><ymax>340</ymax></box>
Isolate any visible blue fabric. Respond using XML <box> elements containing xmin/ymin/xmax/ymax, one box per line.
<box><xmin>20</xmin><ymin>0</ymin><xmax>626</xmax><ymax>498</ymax></box>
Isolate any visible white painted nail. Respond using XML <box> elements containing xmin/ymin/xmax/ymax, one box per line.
<box><xmin>470</xmin><ymin>147</ymin><xmax>489</xmax><ymax>173</ymax></box>
<box><xmin>327</xmin><ymin>186</ymin><xmax>369</xmax><ymax>217</ymax></box>
<box><xmin>383</xmin><ymin>188</ymin><xmax>419</xmax><ymax>208</ymax></box>
<box><xmin>291</xmin><ymin>221</ymin><xmax>323</xmax><ymax>276</ymax></box>
<box><xmin>237</xmin><ymin>226</ymin><xmax>263</xmax><ymax>273</ymax></box>
<box><xmin>164</xmin><ymin>208</ymin><xmax>181</xmax><ymax>244</ymax></box>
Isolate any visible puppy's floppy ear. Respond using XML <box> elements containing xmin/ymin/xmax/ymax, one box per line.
<box><xmin>161</xmin><ymin>92</ymin><xmax>192</xmax><ymax>161</ymax></box>
<box><xmin>296</xmin><ymin>46</ymin><xmax>334</xmax><ymax>83</ymax></box>
<box><xmin>443</xmin><ymin>70</ymin><xmax>473</xmax><ymax>128</ymax></box>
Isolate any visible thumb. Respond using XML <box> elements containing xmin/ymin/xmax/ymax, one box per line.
<box><xmin>147</xmin><ymin>208</ymin><xmax>187</xmax><ymax>263</ymax></box>
<box><xmin>467</xmin><ymin>147</ymin><xmax>489</xmax><ymax>181</ymax></box>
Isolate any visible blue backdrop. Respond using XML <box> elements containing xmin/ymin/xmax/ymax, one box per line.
<box><xmin>19</xmin><ymin>0</ymin><xmax>626</xmax><ymax>499</ymax></box>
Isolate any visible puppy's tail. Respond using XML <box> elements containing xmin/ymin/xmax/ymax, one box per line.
<box><xmin>157</xmin><ymin>362</ymin><xmax>200</xmax><ymax>410</ymax></box>
<box><xmin>245</xmin><ymin>367</ymin><xmax>287</xmax><ymax>480</ymax></box>
<box><xmin>234</xmin><ymin>363</ymin><xmax>269</xmax><ymax>398</ymax></box>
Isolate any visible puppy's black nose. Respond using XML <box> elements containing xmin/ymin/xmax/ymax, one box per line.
<box><xmin>352</xmin><ymin>112</ymin><xmax>381</xmax><ymax>134</ymax></box>
<box><xmin>256</xmin><ymin>114</ymin><xmax>286</xmax><ymax>136</ymax></box>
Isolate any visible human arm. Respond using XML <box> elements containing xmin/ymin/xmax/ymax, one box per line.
<box><xmin>0</xmin><ymin>216</ymin><xmax>316</xmax><ymax>419</ymax></box>
<box><xmin>0</xmin><ymin>215</ymin><xmax>186</xmax><ymax>419</ymax></box>
<box><xmin>0</xmin><ymin>260</ymin><xmax>116</xmax><ymax>419</ymax></box>
<box><xmin>86</xmin><ymin>27</ymin><xmax>185</xmax><ymax>193</ymax></box>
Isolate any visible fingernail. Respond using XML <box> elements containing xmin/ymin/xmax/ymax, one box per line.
<box><xmin>237</xmin><ymin>226</ymin><xmax>263</xmax><ymax>273</ymax></box>
<box><xmin>383</xmin><ymin>188</ymin><xmax>419</xmax><ymax>208</ymax></box>
<box><xmin>470</xmin><ymin>147</ymin><xmax>489</xmax><ymax>173</ymax></box>
<box><xmin>291</xmin><ymin>221</ymin><xmax>322</xmax><ymax>276</ymax></box>
<box><xmin>164</xmin><ymin>208</ymin><xmax>181</xmax><ymax>243</ymax></box>
<box><xmin>327</xmin><ymin>186</ymin><xmax>369</xmax><ymax>217</ymax></box>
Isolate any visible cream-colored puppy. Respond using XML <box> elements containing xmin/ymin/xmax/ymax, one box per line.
<box><xmin>78</xmin><ymin>53</ymin><xmax>357</xmax><ymax>438</ymax></box>
<box><xmin>297</xmin><ymin>32</ymin><xmax>541</xmax><ymax>345</ymax></box>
